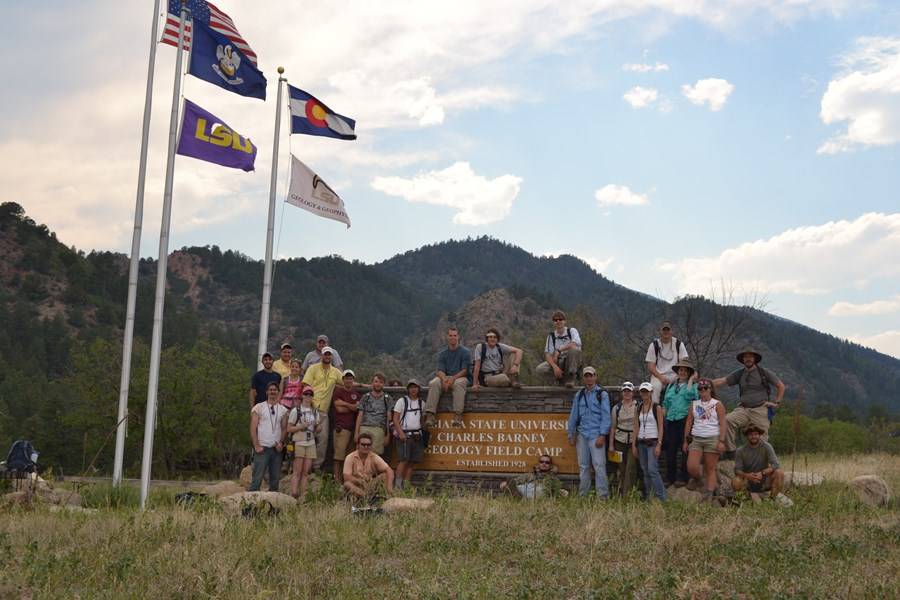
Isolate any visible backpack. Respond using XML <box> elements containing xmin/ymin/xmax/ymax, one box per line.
<box><xmin>652</xmin><ymin>337</ymin><xmax>686</xmax><ymax>365</ymax></box>
<box><xmin>478</xmin><ymin>342</ymin><xmax>504</xmax><ymax>383</ymax></box>
<box><xmin>5</xmin><ymin>440</ymin><xmax>38</xmax><ymax>473</ymax></box>
<box><xmin>400</xmin><ymin>396</ymin><xmax>430</xmax><ymax>448</ymax></box>
<box><xmin>549</xmin><ymin>327</ymin><xmax>573</xmax><ymax>351</ymax></box>
<box><xmin>614</xmin><ymin>401</ymin><xmax>635</xmax><ymax>443</ymax></box>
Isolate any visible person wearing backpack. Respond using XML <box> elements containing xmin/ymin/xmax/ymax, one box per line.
<box><xmin>472</xmin><ymin>328</ymin><xmax>523</xmax><ymax>390</ymax></box>
<box><xmin>286</xmin><ymin>385</ymin><xmax>320</xmax><ymax>499</ymax></box>
<box><xmin>661</xmin><ymin>359</ymin><xmax>697</xmax><ymax>487</ymax></box>
<box><xmin>610</xmin><ymin>381</ymin><xmax>639</xmax><ymax>496</ymax></box>
<box><xmin>355</xmin><ymin>373</ymin><xmax>393</xmax><ymax>460</ymax></box>
<box><xmin>536</xmin><ymin>310</ymin><xmax>583</xmax><ymax>388</ymax></box>
<box><xmin>566</xmin><ymin>366</ymin><xmax>611</xmax><ymax>498</ymax></box>
<box><xmin>632</xmin><ymin>382</ymin><xmax>666</xmax><ymax>501</ymax></box>
<box><xmin>393</xmin><ymin>379</ymin><xmax>427</xmax><ymax>489</ymax></box>
<box><xmin>711</xmin><ymin>347</ymin><xmax>785</xmax><ymax>454</ymax></box>
<box><xmin>645</xmin><ymin>321</ymin><xmax>689</xmax><ymax>405</ymax></box>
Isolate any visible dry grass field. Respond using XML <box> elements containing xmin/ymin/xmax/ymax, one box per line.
<box><xmin>0</xmin><ymin>453</ymin><xmax>897</xmax><ymax>599</ymax></box>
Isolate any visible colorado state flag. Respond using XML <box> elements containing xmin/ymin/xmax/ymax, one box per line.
<box><xmin>288</xmin><ymin>85</ymin><xmax>356</xmax><ymax>140</ymax></box>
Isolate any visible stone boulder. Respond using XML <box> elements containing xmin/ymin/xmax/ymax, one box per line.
<box><xmin>239</xmin><ymin>466</ymin><xmax>255</xmax><ymax>489</ymax></box>
<box><xmin>381</xmin><ymin>497</ymin><xmax>435</xmax><ymax>513</ymax></box>
<box><xmin>202</xmin><ymin>481</ymin><xmax>245</xmax><ymax>498</ymax></box>
<box><xmin>218</xmin><ymin>491</ymin><xmax>297</xmax><ymax>515</ymax></box>
<box><xmin>667</xmin><ymin>486</ymin><xmax>704</xmax><ymax>504</ymax></box>
<box><xmin>785</xmin><ymin>471</ymin><xmax>824</xmax><ymax>487</ymax></box>
<box><xmin>49</xmin><ymin>505</ymin><xmax>98</xmax><ymax>515</ymax></box>
<box><xmin>850</xmin><ymin>475</ymin><xmax>891</xmax><ymax>507</ymax></box>
<box><xmin>1</xmin><ymin>491</ymin><xmax>31</xmax><ymax>507</ymax></box>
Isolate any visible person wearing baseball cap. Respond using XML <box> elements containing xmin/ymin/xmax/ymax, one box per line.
<box><xmin>393</xmin><ymin>379</ymin><xmax>426</xmax><ymax>489</ymax></box>
<box><xmin>645</xmin><ymin>320</ymin><xmax>689</xmax><ymax>405</ymax></box>
<box><xmin>633</xmin><ymin>382</ymin><xmax>667</xmax><ymax>501</ymax></box>
<box><xmin>301</xmin><ymin>334</ymin><xmax>344</xmax><ymax>370</ymax></box>
<box><xmin>610</xmin><ymin>381</ymin><xmax>639</xmax><ymax>495</ymax></box>
<box><xmin>567</xmin><ymin>366</ymin><xmax>611</xmax><ymax>498</ymax></box>
<box><xmin>272</xmin><ymin>343</ymin><xmax>294</xmax><ymax>379</ymax></box>
<box><xmin>249</xmin><ymin>352</ymin><xmax>281</xmax><ymax>409</ymax></box>
<box><xmin>302</xmin><ymin>345</ymin><xmax>343</xmax><ymax>471</ymax></box>
<box><xmin>711</xmin><ymin>346</ymin><xmax>785</xmax><ymax>456</ymax></box>
<box><xmin>731</xmin><ymin>423</ymin><xmax>788</xmax><ymax>505</ymax></box>
<box><xmin>536</xmin><ymin>310</ymin><xmax>583</xmax><ymax>388</ymax></box>
<box><xmin>331</xmin><ymin>369</ymin><xmax>362</xmax><ymax>484</ymax></box>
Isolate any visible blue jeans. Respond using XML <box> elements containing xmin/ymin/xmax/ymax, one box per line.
<box><xmin>250</xmin><ymin>446</ymin><xmax>283</xmax><ymax>491</ymax></box>
<box><xmin>576</xmin><ymin>433</ymin><xmax>609</xmax><ymax>498</ymax></box>
<box><xmin>637</xmin><ymin>441</ymin><xmax>667</xmax><ymax>501</ymax></box>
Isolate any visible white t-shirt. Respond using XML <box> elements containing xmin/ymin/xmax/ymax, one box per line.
<box><xmin>393</xmin><ymin>396</ymin><xmax>423</xmax><ymax>432</ymax></box>
<box><xmin>474</xmin><ymin>342</ymin><xmax>513</xmax><ymax>373</ymax></box>
<box><xmin>544</xmin><ymin>327</ymin><xmax>581</xmax><ymax>354</ymax></box>
<box><xmin>252</xmin><ymin>402</ymin><xmax>289</xmax><ymax>447</ymax></box>
<box><xmin>645</xmin><ymin>338</ymin><xmax>689</xmax><ymax>377</ymax></box>
<box><xmin>288</xmin><ymin>405</ymin><xmax>319</xmax><ymax>446</ymax></box>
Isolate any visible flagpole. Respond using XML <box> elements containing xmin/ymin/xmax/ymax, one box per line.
<box><xmin>256</xmin><ymin>67</ymin><xmax>286</xmax><ymax>366</ymax></box>
<box><xmin>139</xmin><ymin>0</ymin><xmax>189</xmax><ymax>510</ymax></box>
<box><xmin>113</xmin><ymin>0</ymin><xmax>162</xmax><ymax>488</ymax></box>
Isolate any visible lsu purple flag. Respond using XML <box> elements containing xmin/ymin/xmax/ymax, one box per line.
<box><xmin>286</xmin><ymin>155</ymin><xmax>350</xmax><ymax>227</ymax></box>
<box><xmin>176</xmin><ymin>99</ymin><xmax>256</xmax><ymax>171</ymax></box>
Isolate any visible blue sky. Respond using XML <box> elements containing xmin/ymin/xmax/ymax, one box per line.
<box><xmin>3</xmin><ymin>1</ymin><xmax>900</xmax><ymax>357</ymax></box>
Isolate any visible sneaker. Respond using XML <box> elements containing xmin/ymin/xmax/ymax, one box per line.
<box><xmin>425</xmin><ymin>413</ymin><xmax>436</xmax><ymax>429</ymax></box>
<box><xmin>452</xmin><ymin>414</ymin><xmax>464</xmax><ymax>427</ymax></box>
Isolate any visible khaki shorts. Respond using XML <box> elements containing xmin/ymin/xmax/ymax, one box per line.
<box><xmin>689</xmin><ymin>436</ymin><xmax>720</xmax><ymax>453</ymax></box>
<box><xmin>293</xmin><ymin>444</ymin><xmax>316</xmax><ymax>459</ymax></box>
<box><xmin>359</xmin><ymin>426</ymin><xmax>386</xmax><ymax>455</ymax></box>
<box><xmin>333</xmin><ymin>428</ymin><xmax>355</xmax><ymax>461</ymax></box>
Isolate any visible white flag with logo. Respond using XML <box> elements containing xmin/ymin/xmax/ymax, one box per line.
<box><xmin>285</xmin><ymin>154</ymin><xmax>350</xmax><ymax>228</ymax></box>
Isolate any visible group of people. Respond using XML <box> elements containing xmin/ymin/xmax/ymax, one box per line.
<box><xmin>247</xmin><ymin>313</ymin><xmax>789</xmax><ymax>505</ymax></box>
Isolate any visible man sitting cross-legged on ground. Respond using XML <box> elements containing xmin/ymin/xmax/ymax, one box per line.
<box><xmin>499</xmin><ymin>454</ymin><xmax>566</xmax><ymax>499</ymax></box>
<box><xmin>536</xmin><ymin>310</ymin><xmax>582</xmax><ymax>388</ymax></box>
<box><xmin>731</xmin><ymin>424</ymin><xmax>789</xmax><ymax>505</ymax></box>
<box><xmin>425</xmin><ymin>327</ymin><xmax>471</xmax><ymax>428</ymax></box>
<box><xmin>342</xmin><ymin>432</ymin><xmax>394</xmax><ymax>502</ymax></box>
<box><xmin>472</xmin><ymin>328</ymin><xmax>523</xmax><ymax>390</ymax></box>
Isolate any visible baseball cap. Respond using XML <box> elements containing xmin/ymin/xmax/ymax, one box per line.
<box><xmin>301</xmin><ymin>385</ymin><xmax>314</xmax><ymax>396</ymax></box>
<box><xmin>582</xmin><ymin>366</ymin><xmax>597</xmax><ymax>376</ymax></box>
<box><xmin>621</xmin><ymin>381</ymin><xmax>635</xmax><ymax>391</ymax></box>
<box><xmin>342</xmin><ymin>369</ymin><xmax>355</xmax><ymax>378</ymax></box>
<box><xmin>261</xmin><ymin>352</ymin><xmax>273</xmax><ymax>360</ymax></box>
<box><xmin>406</xmin><ymin>378</ymin><xmax>422</xmax><ymax>389</ymax></box>
<box><xmin>638</xmin><ymin>382</ymin><xmax>653</xmax><ymax>392</ymax></box>
<box><xmin>280</xmin><ymin>343</ymin><xmax>292</xmax><ymax>350</ymax></box>
<box><xmin>317</xmin><ymin>334</ymin><xmax>329</xmax><ymax>343</ymax></box>
<box><xmin>321</xmin><ymin>346</ymin><xmax>335</xmax><ymax>355</ymax></box>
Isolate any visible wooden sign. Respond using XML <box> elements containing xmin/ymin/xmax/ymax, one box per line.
<box><xmin>421</xmin><ymin>412</ymin><xmax>577</xmax><ymax>474</ymax></box>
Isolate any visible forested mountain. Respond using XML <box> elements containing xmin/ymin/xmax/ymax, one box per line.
<box><xmin>1</xmin><ymin>201</ymin><xmax>898</xmax><ymax>476</ymax></box>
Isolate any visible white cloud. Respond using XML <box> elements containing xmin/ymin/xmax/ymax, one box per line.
<box><xmin>594</xmin><ymin>184</ymin><xmax>650</xmax><ymax>208</ymax></box>
<box><xmin>829</xmin><ymin>295</ymin><xmax>900</xmax><ymax>316</ymax></box>
<box><xmin>849</xmin><ymin>330</ymin><xmax>900</xmax><ymax>359</ymax></box>
<box><xmin>623</xmin><ymin>86</ymin><xmax>659</xmax><ymax>108</ymax></box>
<box><xmin>818</xmin><ymin>37</ymin><xmax>900</xmax><ymax>154</ymax></box>
<box><xmin>370</xmin><ymin>162</ymin><xmax>522</xmax><ymax>225</ymax></box>
<box><xmin>660</xmin><ymin>213</ymin><xmax>900</xmax><ymax>295</ymax></box>
<box><xmin>681</xmin><ymin>78</ymin><xmax>735</xmax><ymax>111</ymax></box>
<box><xmin>622</xmin><ymin>62</ymin><xmax>670</xmax><ymax>73</ymax></box>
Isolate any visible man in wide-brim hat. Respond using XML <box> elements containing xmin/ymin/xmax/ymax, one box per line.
<box><xmin>712</xmin><ymin>346</ymin><xmax>785</xmax><ymax>454</ymax></box>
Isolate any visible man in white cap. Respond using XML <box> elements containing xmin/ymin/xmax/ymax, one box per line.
<box><xmin>302</xmin><ymin>346</ymin><xmax>343</xmax><ymax>470</ymax></box>
<box><xmin>331</xmin><ymin>369</ymin><xmax>361</xmax><ymax>483</ymax></box>
<box><xmin>301</xmin><ymin>334</ymin><xmax>344</xmax><ymax>370</ymax></box>
<box><xmin>566</xmin><ymin>366</ymin><xmax>611</xmax><ymax>499</ymax></box>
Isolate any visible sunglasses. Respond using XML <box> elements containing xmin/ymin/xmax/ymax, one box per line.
<box><xmin>359</xmin><ymin>442</ymin><xmax>372</xmax><ymax>447</ymax></box>
<box><xmin>539</xmin><ymin>460</ymin><xmax>551</xmax><ymax>465</ymax></box>
<box><xmin>553</xmin><ymin>317</ymin><xmax>565</xmax><ymax>321</ymax></box>
<box><xmin>485</xmin><ymin>334</ymin><xmax>498</xmax><ymax>338</ymax></box>
<box><xmin>698</xmin><ymin>385</ymin><xmax>711</xmax><ymax>390</ymax></box>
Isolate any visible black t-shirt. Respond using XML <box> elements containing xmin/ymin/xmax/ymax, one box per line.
<box><xmin>250</xmin><ymin>370</ymin><xmax>282</xmax><ymax>405</ymax></box>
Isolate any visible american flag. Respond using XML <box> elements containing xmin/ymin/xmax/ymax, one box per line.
<box><xmin>160</xmin><ymin>0</ymin><xmax>258</xmax><ymax>66</ymax></box>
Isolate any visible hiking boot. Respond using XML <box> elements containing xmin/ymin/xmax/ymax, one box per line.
<box><xmin>509</xmin><ymin>374</ymin><xmax>522</xmax><ymax>389</ymax></box>
<box><xmin>452</xmin><ymin>413</ymin><xmax>464</xmax><ymax>427</ymax></box>
<box><xmin>425</xmin><ymin>412</ymin><xmax>436</xmax><ymax>429</ymax></box>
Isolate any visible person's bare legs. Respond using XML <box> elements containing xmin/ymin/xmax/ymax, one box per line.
<box><xmin>703</xmin><ymin>452</ymin><xmax>719</xmax><ymax>494</ymax></box>
<box><xmin>769</xmin><ymin>468</ymin><xmax>785</xmax><ymax>499</ymax></box>
<box><xmin>686</xmin><ymin>449</ymin><xmax>703</xmax><ymax>482</ymax></box>
<box><xmin>290</xmin><ymin>456</ymin><xmax>303</xmax><ymax>498</ymax></box>
<box><xmin>298</xmin><ymin>457</ymin><xmax>312</xmax><ymax>500</ymax></box>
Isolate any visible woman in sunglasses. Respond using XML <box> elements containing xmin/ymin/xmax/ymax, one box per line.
<box><xmin>287</xmin><ymin>385</ymin><xmax>321</xmax><ymax>500</ymax></box>
<box><xmin>682</xmin><ymin>378</ymin><xmax>727</xmax><ymax>503</ymax></box>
